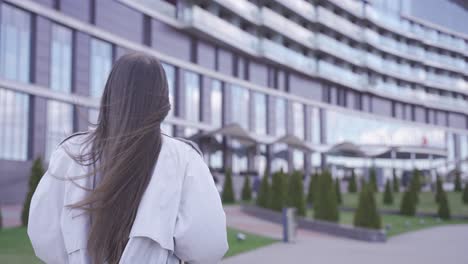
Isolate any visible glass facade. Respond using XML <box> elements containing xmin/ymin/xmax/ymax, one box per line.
<box><xmin>210</xmin><ymin>79</ymin><xmax>223</xmax><ymax>170</ymax></box>
<box><xmin>162</xmin><ymin>63</ymin><xmax>175</xmax><ymax>117</ymax></box>
<box><xmin>46</xmin><ymin>24</ymin><xmax>74</xmax><ymax>160</ymax></box>
<box><xmin>253</xmin><ymin>92</ymin><xmax>267</xmax><ymax>135</ymax></box>
<box><xmin>211</xmin><ymin>79</ymin><xmax>223</xmax><ymax>127</ymax></box>
<box><xmin>231</xmin><ymin>85</ymin><xmax>250</xmax><ymax>130</ymax></box>
<box><xmin>0</xmin><ymin>5</ymin><xmax>30</xmax><ymax>160</ymax></box>
<box><xmin>292</xmin><ymin>102</ymin><xmax>305</xmax><ymax>140</ymax></box>
<box><xmin>184</xmin><ymin>70</ymin><xmax>200</xmax><ymax>122</ymax></box>
<box><xmin>89</xmin><ymin>38</ymin><xmax>113</xmax><ymax>123</ymax></box>
<box><xmin>275</xmin><ymin>97</ymin><xmax>286</xmax><ymax>137</ymax></box>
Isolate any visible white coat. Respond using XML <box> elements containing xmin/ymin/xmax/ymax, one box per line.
<box><xmin>28</xmin><ymin>133</ymin><xmax>229</xmax><ymax>264</ymax></box>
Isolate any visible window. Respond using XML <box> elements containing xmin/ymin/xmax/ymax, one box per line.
<box><xmin>293</xmin><ymin>102</ymin><xmax>304</xmax><ymax>140</ymax></box>
<box><xmin>46</xmin><ymin>24</ymin><xmax>73</xmax><ymax>160</ymax></box>
<box><xmin>0</xmin><ymin>5</ymin><xmax>31</xmax><ymax>160</ymax></box>
<box><xmin>89</xmin><ymin>38</ymin><xmax>112</xmax><ymax>123</ymax></box>
<box><xmin>184</xmin><ymin>71</ymin><xmax>200</xmax><ymax>137</ymax></box>
<box><xmin>253</xmin><ymin>92</ymin><xmax>267</xmax><ymax>135</ymax></box>
<box><xmin>211</xmin><ymin>80</ymin><xmax>222</xmax><ymax>127</ymax></box>
<box><xmin>231</xmin><ymin>85</ymin><xmax>250</xmax><ymax>130</ymax></box>
<box><xmin>311</xmin><ymin>107</ymin><xmax>321</xmax><ymax>144</ymax></box>
<box><xmin>184</xmin><ymin>71</ymin><xmax>200</xmax><ymax>122</ymax></box>
<box><xmin>162</xmin><ymin>63</ymin><xmax>175</xmax><ymax>117</ymax></box>
<box><xmin>275</xmin><ymin>97</ymin><xmax>286</xmax><ymax>136</ymax></box>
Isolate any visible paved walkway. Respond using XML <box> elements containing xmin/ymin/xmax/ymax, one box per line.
<box><xmin>223</xmin><ymin>206</ymin><xmax>468</xmax><ymax>264</ymax></box>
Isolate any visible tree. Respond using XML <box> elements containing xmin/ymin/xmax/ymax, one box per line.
<box><xmin>287</xmin><ymin>171</ymin><xmax>306</xmax><ymax>216</ymax></box>
<box><xmin>435</xmin><ymin>175</ymin><xmax>443</xmax><ymax>204</ymax></box>
<box><xmin>409</xmin><ymin>169</ymin><xmax>421</xmax><ymax>204</ymax></box>
<box><xmin>348</xmin><ymin>170</ymin><xmax>357</xmax><ymax>193</ymax></box>
<box><xmin>270</xmin><ymin>170</ymin><xmax>288</xmax><ymax>212</ymax></box>
<box><xmin>335</xmin><ymin>178</ymin><xmax>342</xmax><ymax>204</ymax></box>
<box><xmin>222</xmin><ymin>168</ymin><xmax>236</xmax><ymax>204</ymax></box>
<box><xmin>454</xmin><ymin>171</ymin><xmax>462</xmax><ymax>192</ymax></box>
<box><xmin>256</xmin><ymin>170</ymin><xmax>271</xmax><ymax>208</ymax></box>
<box><xmin>241</xmin><ymin>175</ymin><xmax>252</xmax><ymax>201</ymax></box>
<box><xmin>314</xmin><ymin>170</ymin><xmax>339</xmax><ymax>222</ymax></box>
<box><xmin>462</xmin><ymin>183</ymin><xmax>468</xmax><ymax>205</ymax></box>
<box><xmin>437</xmin><ymin>189</ymin><xmax>451</xmax><ymax>220</ymax></box>
<box><xmin>392</xmin><ymin>171</ymin><xmax>400</xmax><ymax>193</ymax></box>
<box><xmin>22</xmin><ymin>158</ymin><xmax>45</xmax><ymax>226</ymax></box>
<box><xmin>354</xmin><ymin>184</ymin><xmax>382</xmax><ymax>230</ymax></box>
<box><xmin>400</xmin><ymin>189</ymin><xmax>417</xmax><ymax>216</ymax></box>
<box><xmin>383</xmin><ymin>179</ymin><xmax>394</xmax><ymax>205</ymax></box>
<box><xmin>369</xmin><ymin>167</ymin><xmax>378</xmax><ymax>192</ymax></box>
<box><xmin>307</xmin><ymin>173</ymin><xmax>318</xmax><ymax>205</ymax></box>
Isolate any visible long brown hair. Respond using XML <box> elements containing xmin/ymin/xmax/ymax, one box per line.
<box><xmin>69</xmin><ymin>53</ymin><xmax>170</xmax><ymax>263</ymax></box>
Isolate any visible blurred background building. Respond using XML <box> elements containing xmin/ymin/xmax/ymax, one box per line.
<box><xmin>0</xmin><ymin>0</ymin><xmax>467</xmax><ymax>204</ymax></box>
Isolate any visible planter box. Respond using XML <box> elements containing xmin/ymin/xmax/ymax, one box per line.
<box><xmin>241</xmin><ymin>204</ymin><xmax>386</xmax><ymax>242</ymax></box>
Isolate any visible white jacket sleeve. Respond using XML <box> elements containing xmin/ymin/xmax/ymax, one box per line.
<box><xmin>27</xmin><ymin>146</ymin><xmax>69</xmax><ymax>264</ymax></box>
<box><xmin>173</xmin><ymin>151</ymin><xmax>229</xmax><ymax>264</ymax></box>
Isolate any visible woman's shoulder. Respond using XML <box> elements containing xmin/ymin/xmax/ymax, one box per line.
<box><xmin>161</xmin><ymin>134</ymin><xmax>203</xmax><ymax>158</ymax></box>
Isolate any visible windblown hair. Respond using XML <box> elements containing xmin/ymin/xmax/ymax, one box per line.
<box><xmin>69</xmin><ymin>53</ymin><xmax>170</xmax><ymax>263</ymax></box>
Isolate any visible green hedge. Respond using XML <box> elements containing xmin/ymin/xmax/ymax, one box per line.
<box><xmin>354</xmin><ymin>184</ymin><xmax>381</xmax><ymax>229</ymax></box>
<box><xmin>21</xmin><ymin>158</ymin><xmax>44</xmax><ymax>226</ymax></box>
<box><xmin>314</xmin><ymin>170</ymin><xmax>339</xmax><ymax>222</ymax></box>
<box><xmin>222</xmin><ymin>168</ymin><xmax>236</xmax><ymax>204</ymax></box>
<box><xmin>241</xmin><ymin>175</ymin><xmax>252</xmax><ymax>201</ymax></box>
<box><xmin>287</xmin><ymin>171</ymin><xmax>306</xmax><ymax>216</ymax></box>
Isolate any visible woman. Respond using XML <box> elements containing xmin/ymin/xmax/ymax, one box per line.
<box><xmin>28</xmin><ymin>53</ymin><xmax>228</xmax><ymax>263</ymax></box>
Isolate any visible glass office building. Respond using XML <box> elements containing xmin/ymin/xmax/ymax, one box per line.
<box><xmin>0</xmin><ymin>0</ymin><xmax>467</xmax><ymax>204</ymax></box>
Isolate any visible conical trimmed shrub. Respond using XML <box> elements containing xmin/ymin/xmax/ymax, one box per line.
<box><xmin>354</xmin><ymin>184</ymin><xmax>382</xmax><ymax>230</ymax></box>
<box><xmin>400</xmin><ymin>189</ymin><xmax>417</xmax><ymax>216</ymax></box>
<box><xmin>287</xmin><ymin>171</ymin><xmax>306</xmax><ymax>216</ymax></box>
<box><xmin>314</xmin><ymin>170</ymin><xmax>339</xmax><ymax>222</ymax></box>
<box><xmin>270</xmin><ymin>170</ymin><xmax>288</xmax><ymax>212</ymax></box>
<box><xmin>257</xmin><ymin>170</ymin><xmax>271</xmax><ymax>208</ymax></box>
<box><xmin>241</xmin><ymin>175</ymin><xmax>252</xmax><ymax>201</ymax></box>
<box><xmin>383</xmin><ymin>179</ymin><xmax>394</xmax><ymax>205</ymax></box>
<box><xmin>437</xmin><ymin>189</ymin><xmax>451</xmax><ymax>220</ymax></box>
<box><xmin>462</xmin><ymin>183</ymin><xmax>468</xmax><ymax>205</ymax></box>
<box><xmin>369</xmin><ymin>167</ymin><xmax>378</xmax><ymax>192</ymax></box>
<box><xmin>348</xmin><ymin>170</ymin><xmax>358</xmax><ymax>193</ymax></box>
<box><xmin>435</xmin><ymin>175</ymin><xmax>443</xmax><ymax>204</ymax></box>
<box><xmin>22</xmin><ymin>158</ymin><xmax>45</xmax><ymax>226</ymax></box>
<box><xmin>409</xmin><ymin>169</ymin><xmax>421</xmax><ymax>204</ymax></box>
<box><xmin>335</xmin><ymin>178</ymin><xmax>342</xmax><ymax>204</ymax></box>
<box><xmin>392</xmin><ymin>172</ymin><xmax>400</xmax><ymax>193</ymax></box>
<box><xmin>454</xmin><ymin>171</ymin><xmax>462</xmax><ymax>192</ymax></box>
<box><xmin>307</xmin><ymin>173</ymin><xmax>318</xmax><ymax>205</ymax></box>
<box><xmin>222</xmin><ymin>168</ymin><xmax>236</xmax><ymax>204</ymax></box>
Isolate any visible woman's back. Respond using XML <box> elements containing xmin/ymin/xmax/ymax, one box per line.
<box><xmin>27</xmin><ymin>53</ymin><xmax>228</xmax><ymax>263</ymax></box>
<box><xmin>28</xmin><ymin>133</ymin><xmax>228</xmax><ymax>263</ymax></box>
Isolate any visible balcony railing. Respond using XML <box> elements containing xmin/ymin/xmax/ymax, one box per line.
<box><xmin>273</xmin><ymin>0</ymin><xmax>315</xmax><ymax>21</ymax></box>
<box><xmin>260</xmin><ymin>7</ymin><xmax>313</xmax><ymax>47</ymax></box>
<box><xmin>318</xmin><ymin>60</ymin><xmax>365</xmax><ymax>90</ymax></box>
<box><xmin>316</xmin><ymin>7</ymin><xmax>361</xmax><ymax>41</ymax></box>
<box><xmin>182</xmin><ymin>6</ymin><xmax>258</xmax><ymax>54</ymax></box>
<box><xmin>315</xmin><ymin>34</ymin><xmax>361</xmax><ymax>65</ymax></box>
<box><xmin>259</xmin><ymin>39</ymin><xmax>316</xmax><ymax>74</ymax></box>
<box><xmin>326</xmin><ymin>0</ymin><xmax>362</xmax><ymax>17</ymax></box>
<box><xmin>213</xmin><ymin>0</ymin><xmax>259</xmax><ymax>23</ymax></box>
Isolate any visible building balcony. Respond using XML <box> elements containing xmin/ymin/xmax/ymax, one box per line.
<box><xmin>316</xmin><ymin>7</ymin><xmax>361</xmax><ymax>42</ymax></box>
<box><xmin>182</xmin><ymin>6</ymin><xmax>258</xmax><ymax>55</ymax></box>
<box><xmin>260</xmin><ymin>7</ymin><xmax>313</xmax><ymax>48</ymax></box>
<box><xmin>317</xmin><ymin>60</ymin><xmax>365</xmax><ymax>90</ymax></box>
<box><xmin>315</xmin><ymin>33</ymin><xmax>361</xmax><ymax>65</ymax></box>
<box><xmin>364</xmin><ymin>6</ymin><xmax>416</xmax><ymax>40</ymax></box>
<box><xmin>213</xmin><ymin>0</ymin><xmax>259</xmax><ymax>24</ymax></box>
<box><xmin>273</xmin><ymin>0</ymin><xmax>315</xmax><ymax>22</ymax></box>
<box><xmin>259</xmin><ymin>39</ymin><xmax>316</xmax><ymax>75</ymax></box>
<box><xmin>326</xmin><ymin>0</ymin><xmax>363</xmax><ymax>17</ymax></box>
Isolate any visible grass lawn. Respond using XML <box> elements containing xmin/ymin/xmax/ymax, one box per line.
<box><xmin>341</xmin><ymin>191</ymin><xmax>468</xmax><ymax>216</ymax></box>
<box><xmin>0</xmin><ymin>227</ymin><xmax>41</xmax><ymax>264</ymax></box>
<box><xmin>0</xmin><ymin>226</ymin><xmax>275</xmax><ymax>263</ymax></box>
<box><xmin>338</xmin><ymin>211</ymin><xmax>468</xmax><ymax>237</ymax></box>
<box><xmin>226</xmin><ymin>227</ymin><xmax>277</xmax><ymax>257</ymax></box>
